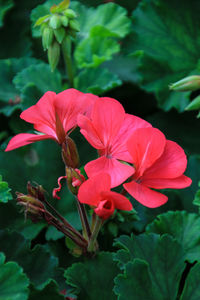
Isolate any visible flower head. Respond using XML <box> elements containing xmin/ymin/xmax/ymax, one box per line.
<box><xmin>78</xmin><ymin>97</ymin><xmax>151</xmax><ymax>187</ymax></box>
<box><xmin>5</xmin><ymin>89</ymin><xmax>97</xmax><ymax>151</ymax></box>
<box><xmin>123</xmin><ymin>127</ymin><xmax>192</xmax><ymax>208</ymax></box>
<box><xmin>77</xmin><ymin>172</ymin><xmax>133</xmax><ymax>220</ymax></box>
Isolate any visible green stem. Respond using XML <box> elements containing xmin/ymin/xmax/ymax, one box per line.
<box><xmin>62</xmin><ymin>36</ymin><xmax>74</xmax><ymax>87</ymax></box>
<box><xmin>76</xmin><ymin>197</ymin><xmax>91</xmax><ymax>240</ymax></box>
<box><xmin>87</xmin><ymin>216</ymin><xmax>103</xmax><ymax>253</ymax></box>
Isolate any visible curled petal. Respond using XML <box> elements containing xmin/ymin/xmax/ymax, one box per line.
<box><xmin>123</xmin><ymin>181</ymin><xmax>168</xmax><ymax>208</ymax></box>
<box><xmin>53</xmin><ymin>176</ymin><xmax>67</xmax><ymax>200</ymax></box>
<box><xmin>5</xmin><ymin>133</ymin><xmax>54</xmax><ymax>152</ymax></box>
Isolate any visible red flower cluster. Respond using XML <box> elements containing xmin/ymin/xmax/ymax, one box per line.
<box><xmin>5</xmin><ymin>89</ymin><xmax>192</xmax><ymax>219</ymax></box>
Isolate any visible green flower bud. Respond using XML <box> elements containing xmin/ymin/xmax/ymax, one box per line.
<box><xmin>48</xmin><ymin>41</ymin><xmax>60</xmax><ymax>71</ymax></box>
<box><xmin>69</xmin><ymin>19</ymin><xmax>80</xmax><ymax>32</ymax></box>
<box><xmin>42</xmin><ymin>27</ymin><xmax>54</xmax><ymax>50</ymax></box>
<box><xmin>169</xmin><ymin>75</ymin><xmax>200</xmax><ymax>92</ymax></box>
<box><xmin>62</xmin><ymin>137</ymin><xmax>79</xmax><ymax>168</ymax></box>
<box><xmin>54</xmin><ymin>27</ymin><xmax>65</xmax><ymax>44</ymax></box>
<box><xmin>34</xmin><ymin>14</ymin><xmax>51</xmax><ymax>27</ymax></box>
<box><xmin>60</xmin><ymin>15</ymin><xmax>69</xmax><ymax>27</ymax></box>
<box><xmin>185</xmin><ymin>95</ymin><xmax>200</xmax><ymax>111</ymax></box>
<box><xmin>64</xmin><ymin>8</ymin><xmax>77</xmax><ymax>19</ymax></box>
<box><xmin>49</xmin><ymin>14</ymin><xmax>62</xmax><ymax>29</ymax></box>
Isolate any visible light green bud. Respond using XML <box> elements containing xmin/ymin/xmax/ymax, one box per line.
<box><xmin>169</xmin><ymin>75</ymin><xmax>200</xmax><ymax>92</ymax></box>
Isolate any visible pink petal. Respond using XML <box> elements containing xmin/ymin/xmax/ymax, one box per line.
<box><xmin>55</xmin><ymin>89</ymin><xmax>98</xmax><ymax>133</ymax></box>
<box><xmin>20</xmin><ymin>91</ymin><xmax>56</xmax><ymax>129</ymax></box>
<box><xmin>34</xmin><ymin>123</ymin><xmax>57</xmax><ymax>139</ymax></box>
<box><xmin>91</xmin><ymin>98</ymin><xmax>125</xmax><ymax>147</ymax></box>
<box><xmin>143</xmin><ymin>140</ymin><xmax>188</xmax><ymax>179</ymax></box>
<box><xmin>85</xmin><ymin>156</ymin><xmax>134</xmax><ymax>188</ymax></box>
<box><xmin>78</xmin><ymin>114</ymin><xmax>104</xmax><ymax>149</ymax></box>
<box><xmin>142</xmin><ymin>175</ymin><xmax>192</xmax><ymax>189</ymax></box>
<box><xmin>127</xmin><ymin>127</ymin><xmax>166</xmax><ymax>176</ymax></box>
<box><xmin>111</xmin><ymin>114</ymin><xmax>152</xmax><ymax>162</ymax></box>
<box><xmin>77</xmin><ymin>173</ymin><xmax>111</xmax><ymax>206</ymax></box>
<box><xmin>53</xmin><ymin>176</ymin><xmax>67</xmax><ymax>200</ymax></box>
<box><xmin>94</xmin><ymin>199</ymin><xmax>115</xmax><ymax>220</ymax></box>
<box><xmin>101</xmin><ymin>191</ymin><xmax>133</xmax><ymax>211</ymax></box>
<box><xmin>5</xmin><ymin>133</ymin><xmax>54</xmax><ymax>151</ymax></box>
<box><xmin>123</xmin><ymin>181</ymin><xmax>168</xmax><ymax>208</ymax></box>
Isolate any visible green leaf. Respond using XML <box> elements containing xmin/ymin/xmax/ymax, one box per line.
<box><xmin>130</xmin><ymin>0</ymin><xmax>200</xmax><ymax>111</ymax></box>
<box><xmin>114</xmin><ymin>233</ymin><xmax>185</xmax><ymax>300</ymax></box>
<box><xmin>0</xmin><ymin>252</ymin><xmax>29</xmax><ymax>300</ymax></box>
<box><xmin>146</xmin><ymin>211</ymin><xmax>200</xmax><ymax>263</ymax></box>
<box><xmin>13</xmin><ymin>62</ymin><xmax>62</xmax><ymax>95</ymax></box>
<box><xmin>0</xmin><ymin>0</ymin><xmax>14</xmax><ymax>27</ymax></box>
<box><xmin>75</xmin><ymin>67</ymin><xmax>122</xmax><ymax>94</ymax></box>
<box><xmin>65</xmin><ymin>252</ymin><xmax>119</xmax><ymax>300</ymax></box>
<box><xmin>74</xmin><ymin>26</ymin><xmax>120</xmax><ymax>68</ymax></box>
<box><xmin>114</xmin><ymin>259</ymin><xmax>155</xmax><ymax>300</ymax></box>
<box><xmin>71</xmin><ymin>2</ymin><xmax>131</xmax><ymax>39</ymax></box>
<box><xmin>29</xmin><ymin>280</ymin><xmax>65</xmax><ymax>300</ymax></box>
<box><xmin>0</xmin><ymin>230</ymin><xmax>59</xmax><ymax>289</ymax></box>
<box><xmin>193</xmin><ymin>181</ymin><xmax>200</xmax><ymax>207</ymax></box>
<box><xmin>0</xmin><ymin>201</ymin><xmax>45</xmax><ymax>240</ymax></box>
<box><xmin>180</xmin><ymin>262</ymin><xmax>200</xmax><ymax>300</ymax></box>
<box><xmin>0</xmin><ymin>58</ymin><xmax>39</xmax><ymax>116</ymax></box>
<box><xmin>0</xmin><ymin>175</ymin><xmax>12</xmax><ymax>203</ymax></box>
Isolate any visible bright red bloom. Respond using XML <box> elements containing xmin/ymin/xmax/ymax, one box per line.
<box><xmin>78</xmin><ymin>97</ymin><xmax>151</xmax><ymax>187</ymax></box>
<box><xmin>123</xmin><ymin>127</ymin><xmax>192</xmax><ymax>208</ymax></box>
<box><xmin>77</xmin><ymin>173</ymin><xmax>133</xmax><ymax>220</ymax></box>
<box><xmin>5</xmin><ymin>89</ymin><xmax>97</xmax><ymax>151</ymax></box>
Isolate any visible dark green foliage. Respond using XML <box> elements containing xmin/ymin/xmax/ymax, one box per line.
<box><xmin>1</xmin><ymin>0</ymin><xmax>200</xmax><ymax>299</ymax></box>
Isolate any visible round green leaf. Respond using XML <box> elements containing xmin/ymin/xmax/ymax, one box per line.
<box><xmin>146</xmin><ymin>211</ymin><xmax>200</xmax><ymax>262</ymax></box>
<box><xmin>0</xmin><ymin>252</ymin><xmax>29</xmax><ymax>300</ymax></box>
<box><xmin>65</xmin><ymin>252</ymin><xmax>119</xmax><ymax>300</ymax></box>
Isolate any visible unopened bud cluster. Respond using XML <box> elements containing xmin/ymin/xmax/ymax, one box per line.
<box><xmin>35</xmin><ymin>1</ymin><xmax>80</xmax><ymax>71</ymax></box>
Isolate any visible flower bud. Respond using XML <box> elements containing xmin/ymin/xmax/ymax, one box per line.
<box><xmin>49</xmin><ymin>15</ymin><xmax>62</xmax><ymax>29</ymax></box>
<box><xmin>64</xmin><ymin>8</ymin><xmax>77</xmax><ymax>19</ymax></box>
<box><xmin>60</xmin><ymin>15</ymin><xmax>69</xmax><ymax>27</ymax></box>
<box><xmin>16</xmin><ymin>192</ymin><xmax>45</xmax><ymax>220</ymax></box>
<box><xmin>42</xmin><ymin>27</ymin><xmax>54</xmax><ymax>50</ymax></box>
<box><xmin>62</xmin><ymin>137</ymin><xmax>79</xmax><ymax>168</ymax></box>
<box><xmin>185</xmin><ymin>95</ymin><xmax>200</xmax><ymax>111</ymax></box>
<box><xmin>48</xmin><ymin>40</ymin><xmax>60</xmax><ymax>71</ymax></box>
<box><xmin>54</xmin><ymin>27</ymin><xmax>65</xmax><ymax>44</ymax></box>
<box><xmin>69</xmin><ymin>19</ymin><xmax>80</xmax><ymax>32</ymax></box>
<box><xmin>34</xmin><ymin>14</ymin><xmax>50</xmax><ymax>27</ymax></box>
<box><xmin>169</xmin><ymin>75</ymin><xmax>200</xmax><ymax>92</ymax></box>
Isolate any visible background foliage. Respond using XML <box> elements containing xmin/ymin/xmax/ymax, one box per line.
<box><xmin>1</xmin><ymin>0</ymin><xmax>200</xmax><ymax>299</ymax></box>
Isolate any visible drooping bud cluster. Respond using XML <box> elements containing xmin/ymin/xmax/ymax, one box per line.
<box><xmin>34</xmin><ymin>0</ymin><xmax>80</xmax><ymax>71</ymax></box>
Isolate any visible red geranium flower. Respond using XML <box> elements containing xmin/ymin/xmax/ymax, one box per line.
<box><xmin>78</xmin><ymin>97</ymin><xmax>151</xmax><ymax>187</ymax></box>
<box><xmin>5</xmin><ymin>89</ymin><xmax>97</xmax><ymax>151</ymax></box>
<box><xmin>123</xmin><ymin>127</ymin><xmax>192</xmax><ymax>208</ymax></box>
<box><xmin>77</xmin><ymin>173</ymin><xmax>133</xmax><ymax>220</ymax></box>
